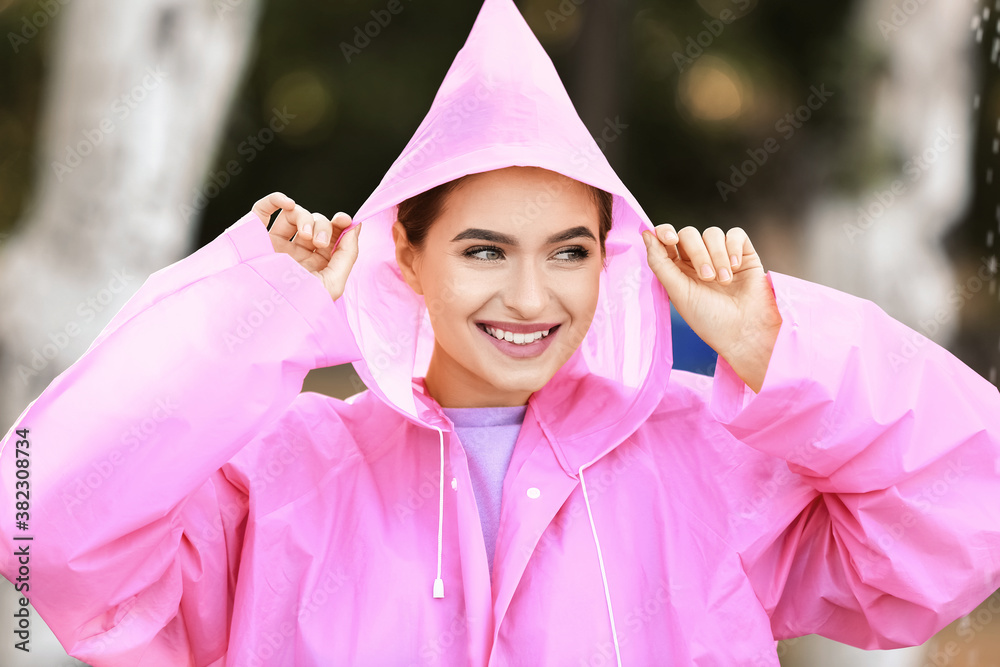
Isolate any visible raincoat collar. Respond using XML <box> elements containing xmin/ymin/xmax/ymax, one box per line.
<box><xmin>339</xmin><ymin>0</ymin><xmax>674</xmax><ymax>475</ymax></box>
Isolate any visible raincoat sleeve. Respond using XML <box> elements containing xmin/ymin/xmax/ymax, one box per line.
<box><xmin>0</xmin><ymin>211</ymin><xmax>359</xmax><ymax>665</ymax></box>
<box><xmin>710</xmin><ymin>270</ymin><xmax>1000</xmax><ymax>649</ymax></box>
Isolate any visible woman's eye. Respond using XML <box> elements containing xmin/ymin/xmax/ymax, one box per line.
<box><xmin>463</xmin><ymin>245</ymin><xmax>590</xmax><ymax>262</ymax></box>
<box><xmin>465</xmin><ymin>246</ymin><xmax>504</xmax><ymax>262</ymax></box>
<box><xmin>554</xmin><ymin>247</ymin><xmax>590</xmax><ymax>262</ymax></box>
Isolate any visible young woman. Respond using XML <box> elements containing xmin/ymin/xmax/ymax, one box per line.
<box><xmin>3</xmin><ymin>0</ymin><xmax>1000</xmax><ymax>665</ymax></box>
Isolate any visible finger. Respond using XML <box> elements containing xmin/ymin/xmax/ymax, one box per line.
<box><xmin>294</xmin><ymin>212</ymin><xmax>353</xmax><ymax>271</ymax></box>
<box><xmin>305</xmin><ymin>212</ymin><xmax>334</xmax><ymax>252</ymax></box>
<box><xmin>703</xmin><ymin>226</ymin><xmax>732</xmax><ymax>284</ymax></box>
<box><xmin>727</xmin><ymin>226</ymin><xmax>760</xmax><ymax>271</ymax></box>
<box><xmin>725</xmin><ymin>227</ymin><xmax>749</xmax><ymax>270</ymax></box>
<box><xmin>676</xmin><ymin>226</ymin><xmax>715</xmax><ymax>281</ymax></box>
<box><xmin>252</xmin><ymin>192</ymin><xmax>295</xmax><ymax>227</ymax></box>
<box><xmin>658</xmin><ymin>224</ymin><xmax>693</xmax><ymax>262</ymax></box>
<box><xmin>653</xmin><ymin>223</ymin><xmax>680</xmax><ymax>261</ymax></box>
<box><xmin>330</xmin><ymin>211</ymin><xmax>354</xmax><ymax>241</ymax></box>
<box><xmin>278</xmin><ymin>204</ymin><xmax>317</xmax><ymax>245</ymax></box>
<box><xmin>642</xmin><ymin>229</ymin><xmax>690</xmax><ymax>298</ymax></box>
<box><xmin>322</xmin><ymin>222</ymin><xmax>362</xmax><ymax>301</ymax></box>
<box><xmin>302</xmin><ymin>214</ymin><xmax>355</xmax><ymax>271</ymax></box>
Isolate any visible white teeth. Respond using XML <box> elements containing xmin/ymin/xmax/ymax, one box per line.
<box><xmin>483</xmin><ymin>326</ymin><xmax>552</xmax><ymax>345</ymax></box>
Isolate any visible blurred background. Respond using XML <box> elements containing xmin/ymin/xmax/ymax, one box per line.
<box><xmin>0</xmin><ymin>0</ymin><xmax>997</xmax><ymax>664</ymax></box>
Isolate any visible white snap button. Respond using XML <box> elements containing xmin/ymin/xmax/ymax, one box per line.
<box><xmin>451</xmin><ymin>477</ymin><xmax>458</xmax><ymax>490</ymax></box>
<box><xmin>527</xmin><ymin>487</ymin><xmax>541</xmax><ymax>499</ymax></box>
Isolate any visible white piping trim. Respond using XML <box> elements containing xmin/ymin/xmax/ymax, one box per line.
<box><xmin>432</xmin><ymin>426</ymin><xmax>445</xmax><ymax>598</ymax></box>
<box><xmin>579</xmin><ymin>464</ymin><xmax>622</xmax><ymax>666</ymax></box>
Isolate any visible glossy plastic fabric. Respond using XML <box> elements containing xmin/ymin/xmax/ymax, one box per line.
<box><xmin>3</xmin><ymin>0</ymin><xmax>1000</xmax><ymax>664</ymax></box>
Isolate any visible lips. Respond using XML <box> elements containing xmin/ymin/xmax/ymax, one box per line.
<box><xmin>475</xmin><ymin>320</ymin><xmax>561</xmax><ymax>334</ymax></box>
<box><xmin>475</xmin><ymin>322</ymin><xmax>562</xmax><ymax>358</ymax></box>
<box><xmin>478</xmin><ymin>324</ymin><xmax>551</xmax><ymax>344</ymax></box>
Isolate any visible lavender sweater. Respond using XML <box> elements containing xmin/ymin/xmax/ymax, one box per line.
<box><xmin>441</xmin><ymin>404</ymin><xmax>527</xmax><ymax>575</ymax></box>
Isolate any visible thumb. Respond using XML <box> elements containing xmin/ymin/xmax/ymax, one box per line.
<box><xmin>323</xmin><ymin>222</ymin><xmax>361</xmax><ymax>300</ymax></box>
<box><xmin>642</xmin><ymin>230</ymin><xmax>689</xmax><ymax>299</ymax></box>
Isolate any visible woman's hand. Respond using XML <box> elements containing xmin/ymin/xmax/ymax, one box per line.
<box><xmin>252</xmin><ymin>192</ymin><xmax>361</xmax><ymax>302</ymax></box>
<box><xmin>642</xmin><ymin>224</ymin><xmax>782</xmax><ymax>393</ymax></box>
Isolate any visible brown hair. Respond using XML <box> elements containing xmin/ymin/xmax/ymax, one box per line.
<box><xmin>396</xmin><ymin>172</ymin><xmax>614</xmax><ymax>265</ymax></box>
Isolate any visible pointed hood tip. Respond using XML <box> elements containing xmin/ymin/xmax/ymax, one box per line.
<box><xmin>354</xmin><ymin>0</ymin><xmax>631</xmax><ymax>219</ymax></box>
<box><xmin>341</xmin><ymin>0</ymin><xmax>674</xmax><ymax>460</ymax></box>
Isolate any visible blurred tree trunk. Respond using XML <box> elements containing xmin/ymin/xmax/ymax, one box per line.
<box><xmin>799</xmin><ymin>0</ymin><xmax>976</xmax><ymax>343</ymax></box>
<box><xmin>0</xmin><ymin>0</ymin><xmax>262</xmax><ymax>663</ymax></box>
<box><xmin>568</xmin><ymin>0</ymin><xmax>633</xmax><ymax>168</ymax></box>
<box><xmin>787</xmin><ymin>0</ymin><xmax>977</xmax><ymax>665</ymax></box>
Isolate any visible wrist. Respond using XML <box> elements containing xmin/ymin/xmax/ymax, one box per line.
<box><xmin>717</xmin><ymin>317</ymin><xmax>782</xmax><ymax>393</ymax></box>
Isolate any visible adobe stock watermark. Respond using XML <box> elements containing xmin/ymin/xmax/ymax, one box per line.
<box><xmin>394</xmin><ymin>467</ymin><xmax>442</xmax><ymax>522</ymax></box>
<box><xmin>726</xmin><ymin>410</ymin><xmax>836</xmax><ymax>531</ymax></box>
<box><xmin>585</xmin><ymin>266</ymin><xmax>644</xmax><ymax>357</ymax></box>
<box><xmin>7</xmin><ymin>0</ymin><xmax>71</xmax><ymax>54</ymax></box>
<box><xmin>223</xmin><ymin>265</ymin><xmax>307</xmax><ymax>351</ymax></box>
<box><xmin>363</xmin><ymin>327</ymin><xmax>416</xmax><ymax>389</ymax></box>
<box><xmin>852</xmin><ymin>457</ymin><xmax>971</xmax><ymax>578</ymax></box>
<box><xmin>87</xmin><ymin>600</ymin><xmax>139</xmax><ymax>654</ymax></box>
<box><xmin>60</xmin><ymin>394</ymin><xmax>179</xmax><ymax>512</ymax></box>
<box><xmin>339</xmin><ymin>0</ymin><xmax>412</xmax><ymax>63</ymax></box>
<box><xmin>843</xmin><ymin>127</ymin><xmax>959</xmax><ymax>243</ymax></box>
<box><xmin>570</xmin><ymin>116</ymin><xmax>628</xmax><ymax>171</ymax></box>
<box><xmin>673</xmin><ymin>0</ymin><xmax>755</xmax><ymax>73</ymax></box>
<box><xmin>239</xmin><ymin>565</ymin><xmax>350</xmax><ymax>667</ymax></box>
<box><xmin>580</xmin><ymin>577</ymin><xmax>671</xmax><ymax>664</ymax></box>
<box><xmin>385</xmin><ymin>75</ymin><xmax>502</xmax><ymax>186</ymax></box>
<box><xmin>544</xmin><ymin>0</ymin><xmax>586</xmax><ymax>30</ymax></box>
<box><xmin>877</xmin><ymin>0</ymin><xmax>930</xmax><ymax>40</ymax></box>
<box><xmin>511</xmin><ymin>113</ymin><xmax>628</xmax><ymax>236</ymax></box>
<box><xmin>419</xmin><ymin>611</ymin><xmax>469</xmax><ymax>664</ymax></box>
<box><xmin>888</xmin><ymin>255</ymin><xmax>998</xmax><ymax>372</ymax></box>
<box><xmin>947</xmin><ymin>592</ymin><xmax>1000</xmax><ymax>656</ymax></box>
<box><xmin>189</xmin><ymin>437</ymin><xmax>310</xmax><ymax>550</ymax></box>
<box><xmin>179</xmin><ymin>106</ymin><xmax>297</xmax><ymax>223</ymax></box>
<box><xmin>51</xmin><ymin>67</ymin><xmax>169</xmax><ymax>182</ymax></box>
<box><xmin>213</xmin><ymin>0</ymin><xmax>246</xmax><ymax>19</ymax></box>
<box><xmin>717</xmin><ymin>85</ymin><xmax>834</xmax><ymax>202</ymax></box>
<box><xmin>16</xmin><ymin>268</ymin><xmax>135</xmax><ymax>384</ymax></box>
<box><xmin>528</xmin><ymin>445</ymin><xmax>643</xmax><ymax>561</ymax></box>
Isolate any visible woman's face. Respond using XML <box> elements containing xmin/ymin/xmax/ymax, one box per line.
<box><xmin>393</xmin><ymin>166</ymin><xmax>604</xmax><ymax>408</ymax></box>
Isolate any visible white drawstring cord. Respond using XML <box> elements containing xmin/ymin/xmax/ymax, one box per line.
<box><xmin>579</xmin><ymin>464</ymin><xmax>622</xmax><ymax>666</ymax></box>
<box><xmin>433</xmin><ymin>425</ymin><xmax>445</xmax><ymax>598</ymax></box>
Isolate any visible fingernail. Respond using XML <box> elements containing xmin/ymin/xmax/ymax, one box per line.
<box><xmin>315</xmin><ymin>231</ymin><xmax>329</xmax><ymax>245</ymax></box>
<box><xmin>642</xmin><ymin>232</ymin><xmax>652</xmax><ymax>248</ymax></box>
<box><xmin>719</xmin><ymin>268</ymin><xmax>731</xmax><ymax>282</ymax></box>
<box><xmin>303</xmin><ymin>223</ymin><xmax>313</xmax><ymax>235</ymax></box>
<box><xmin>730</xmin><ymin>254</ymin><xmax>739</xmax><ymax>268</ymax></box>
<box><xmin>664</xmin><ymin>229</ymin><xmax>678</xmax><ymax>242</ymax></box>
<box><xmin>700</xmin><ymin>263</ymin><xmax>715</xmax><ymax>279</ymax></box>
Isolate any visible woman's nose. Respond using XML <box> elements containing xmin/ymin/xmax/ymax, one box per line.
<box><xmin>501</xmin><ymin>261</ymin><xmax>547</xmax><ymax>317</ymax></box>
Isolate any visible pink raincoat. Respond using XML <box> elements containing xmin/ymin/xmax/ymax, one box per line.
<box><xmin>4</xmin><ymin>0</ymin><xmax>1000</xmax><ymax>664</ymax></box>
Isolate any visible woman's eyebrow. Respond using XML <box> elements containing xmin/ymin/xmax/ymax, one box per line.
<box><xmin>451</xmin><ymin>228</ymin><xmax>515</xmax><ymax>244</ymax></box>
<box><xmin>546</xmin><ymin>226</ymin><xmax>597</xmax><ymax>244</ymax></box>
<box><xmin>451</xmin><ymin>226</ymin><xmax>596</xmax><ymax>245</ymax></box>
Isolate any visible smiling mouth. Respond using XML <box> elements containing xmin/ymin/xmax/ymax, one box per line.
<box><xmin>476</xmin><ymin>323</ymin><xmax>560</xmax><ymax>345</ymax></box>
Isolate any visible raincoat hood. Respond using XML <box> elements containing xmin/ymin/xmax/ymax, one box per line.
<box><xmin>340</xmin><ymin>0</ymin><xmax>672</xmax><ymax>472</ymax></box>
